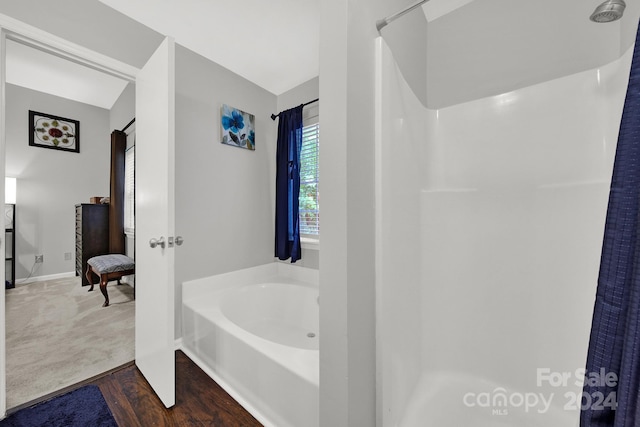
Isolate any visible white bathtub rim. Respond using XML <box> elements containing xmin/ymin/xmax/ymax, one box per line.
<box><xmin>182</xmin><ymin>262</ymin><xmax>318</xmax><ymax>306</ymax></box>
<box><xmin>184</xmin><ymin>277</ymin><xmax>318</xmax><ymax>306</ymax></box>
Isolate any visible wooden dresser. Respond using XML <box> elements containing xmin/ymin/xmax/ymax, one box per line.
<box><xmin>75</xmin><ymin>204</ymin><xmax>109</xmax><ymax>286</ymax></box>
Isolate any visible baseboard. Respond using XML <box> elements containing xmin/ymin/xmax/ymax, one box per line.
<box><xmin>15</xmin><ymin>271</ymin><xmax>76</xmax><ymax>285</ymax></box>
<box><xmin>179</xmin><ymin>345</ymin><xmax>274</xmax><ymax>427</ymax></box>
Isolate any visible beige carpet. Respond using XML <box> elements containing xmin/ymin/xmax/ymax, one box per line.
<box><xmin>5</xmin><ymin>276</ymin><xmax>135</xmax><ymax>409</ymax></box>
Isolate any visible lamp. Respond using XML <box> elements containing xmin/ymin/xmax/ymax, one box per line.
<box><xmin>5</xmin><ymin>177</ymin><xmax>16</xmax><ymax>204</ymax></box>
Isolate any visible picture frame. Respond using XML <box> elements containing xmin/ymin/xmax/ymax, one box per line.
<box><xmin>220</xmin><ymin>104</ymin><xmax>255</xmax><ymax>151</ymax></box>
<box><xmin>29</xmin><ymin>110</ymin><xmax>80</xmax><ymax>153</ymax></box>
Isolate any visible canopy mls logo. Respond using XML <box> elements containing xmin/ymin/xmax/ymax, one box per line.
<box><xmin>462</xmin><ymin>368</ymin><xmax>619</xmax><ymax>416</ymax></box>
<box><xmin>462</xmin><ymin>388</ymin><xmax>553</xmax><ymax>415</ymax></box>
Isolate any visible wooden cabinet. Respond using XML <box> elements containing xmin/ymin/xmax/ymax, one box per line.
<box><xmin>76</xmin><ymin>204</ymin><xmax>109</xmax><ymax>286</ymax></box>
<box><xmin>5</xmin><ymin>204</ymin><xmax>15</xmax><ymax>289</ymax></box>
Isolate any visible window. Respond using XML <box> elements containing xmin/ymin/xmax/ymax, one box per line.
<box><xmin>124</xmin><ymin>146</ymin><xmax>135</xmax><ymax>234</ymax></box>
<box><xmin>299</xmin><ymin>122</ymin><xmax>319</xmax><ymax>236</ymax></box>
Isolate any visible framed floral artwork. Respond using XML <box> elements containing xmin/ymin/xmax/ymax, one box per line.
<box><xmin>29</xmin><ymin>110</ymin><xmax>80</xmax><ymax>153</ymax></box>
<box><xmin>220</xmin><ymin>104</ymin><xmax>255</xmax><ymax>150</ymax></box>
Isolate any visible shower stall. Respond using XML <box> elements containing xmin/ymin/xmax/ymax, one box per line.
<box><xmin>374</xmin><ymin>2</ymin><xmax>636</xmax><ymax>426</ymax></box>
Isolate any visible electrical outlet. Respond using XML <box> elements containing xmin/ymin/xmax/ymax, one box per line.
<box><xmin>64</xmin><ymin>252</ymin><xmax>72</xmax><ymax>261</ymax></box>
<box><xmin>35</xmin><ymin>254</ymin><xmax>43</xmax><ymax>263</ymax></box>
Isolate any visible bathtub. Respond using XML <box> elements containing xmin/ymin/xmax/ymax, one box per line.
<box><xmin>181</xmin><ymin>263</ymin><xmax>319</xmax><ymax>427</ymax></box>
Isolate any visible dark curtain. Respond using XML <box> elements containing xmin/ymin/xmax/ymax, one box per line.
<box><xmin>581</xmin><ymin>21</ymin><xmax>640</xmax><ymax>427</ymax></box>
<box><xmin>275</xmin><ymin>105</ymin><xmax>303</xmax><ymax>262</ymax></box>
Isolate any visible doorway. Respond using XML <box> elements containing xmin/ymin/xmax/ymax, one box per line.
<box><xmin>1</xmin><ymin>18</ymin><xmax>177</xmax><ymax>416</ymax></box>
<box><xmin>2</xmin><ymin>31</ymin><xmax>137</xmax><ymax>410</ymax></box>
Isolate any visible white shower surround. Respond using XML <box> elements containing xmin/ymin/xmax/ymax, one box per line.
<box><xmin>375</xmin><ymin>38</ymin><xmax>632</xmax><ymax>426</ymax></box>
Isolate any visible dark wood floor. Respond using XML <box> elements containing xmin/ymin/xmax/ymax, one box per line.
<box><xmin>92</xmin><ymin>350</ymin><xmax>263</xmax><ymax>426</ymax></box>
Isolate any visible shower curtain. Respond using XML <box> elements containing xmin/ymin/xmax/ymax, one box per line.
<box><xmin>274</xmin><ymin>105</ymin><xmax>303</xmax><ymax>262</ymax></box>
<box><xmin>581</xmin><ymin>21</ymin><xmax>640</xmax><ymax>427</ymax></box>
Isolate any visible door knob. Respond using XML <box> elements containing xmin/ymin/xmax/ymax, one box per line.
<box><xmin>149</xmin><ymin>237</ymin><xmax>165</xmax><ymax>249</ymax></box>
<box><xmin>175</xmin><ymin>236</ymin><xmax>184</xmax><ymax>246</ymax></box>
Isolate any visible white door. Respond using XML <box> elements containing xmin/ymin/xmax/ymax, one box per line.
<box><xmin>0</xmin><ymin>29</ymin><xmax>7</xmax><ymax>417</ymax></box>
<box><xmin>135</xmin><ymin>36</ymin><xmax>176</xmax><ymax>408</ymax></box>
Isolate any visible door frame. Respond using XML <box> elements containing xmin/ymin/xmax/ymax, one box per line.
<box><xmin>0</xmin><ymin>13</ymin><xmax>142</xmax><ymax>417</ymax></box>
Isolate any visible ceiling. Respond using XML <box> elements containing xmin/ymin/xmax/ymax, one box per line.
<box><xmin>98</xmin><ymin>0</ymin><xmax>320</xmax><ymax>97</ymax></box>
<box><xmin>6</xmin><ymin>40</ymin><xmax>130</xmax><ymax>110</ymax></box>
<box><xmin>3</xmin><ymin>0</ymin><xmax>640</xmax><ymax>110</ymax></box>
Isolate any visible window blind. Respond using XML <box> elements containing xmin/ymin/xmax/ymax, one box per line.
<box><xmin>299</xmin><ymin>123</ymin><xmax>319</xmax><ymax>235</ymax></box>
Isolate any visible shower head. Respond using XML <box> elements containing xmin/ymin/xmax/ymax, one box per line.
<box><xmin>590</xmin><ymin>0</ymin><xmax>626</xmax><ymax>23</ymax></box>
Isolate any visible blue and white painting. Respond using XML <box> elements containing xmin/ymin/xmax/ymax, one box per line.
<box><xmin>221</xmin><ymin>104</ymin><xmax>255</xmax><ymax>150</ymax></box>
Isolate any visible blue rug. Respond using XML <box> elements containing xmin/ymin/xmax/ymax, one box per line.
<box><xmin>0</xmin><ymin>385</ymin><xmax>117</xmax><ymax>426</ymax></box>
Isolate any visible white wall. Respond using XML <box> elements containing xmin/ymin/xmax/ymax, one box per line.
<box><xmin>277</xmin><ymin>77</ymin><xmax>319</xmax><ymax>113</ymax></box>
<box><xmin>174</xmin><ymin>44</ymin><xmax>278</xmax><ymax>338</ymax></box>
<box><xmin>109</xmin><ymin>82</ymin><xmax>135</xmax><ymax>133</ymax></box>
<box><xmin>319</xmin><ymin>0</ymin><xmax>397</xmax><ymax>425</ymax></box>
<box><xmin>0</xmin><ymin>0</ymin><xmax>163</xmax><ymax>69</ymax></box>
<box><xmin>5</xmin><ymin>84</ymin><xmax>110</xmax><ymax>280</ymax></box>
<box><xmin>376</xmin><ymin>37</ymin><xmax>631</xmax><ymax>427</ymax></box>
